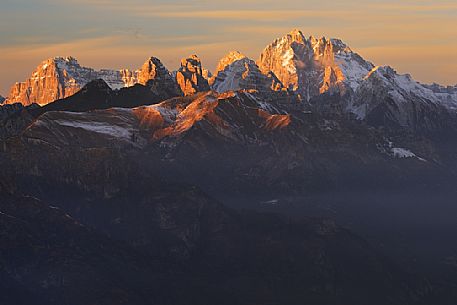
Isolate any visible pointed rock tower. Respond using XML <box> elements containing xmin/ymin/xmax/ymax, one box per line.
<box><xmin>176</xmin><ymin>55</ymin><xmax>210</xmax><ymax>96</ymax></box>
<box><xmin>136</xmin><ymin>56</ymin><xmax>182</xmax><ymax>98</ymax></box>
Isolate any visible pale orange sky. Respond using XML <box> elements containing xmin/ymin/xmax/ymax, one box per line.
<box><xmin>0</xmin><ymin>0</ymin><xmax>456</xmax><ymax>95</ymax></box>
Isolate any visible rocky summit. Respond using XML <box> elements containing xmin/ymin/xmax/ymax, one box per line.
<box><xmin>210</xmin><ymin>51</ymin><xmax>284</xmax><ymax>93</ymax></box>
<box><xmin>3</xmin><ymin>56</ymin><xmax>182</xmax><ymax>107</ymax></box>
<box><xmin>257</xmin><ymin>29</ymin><xmax>371</xmax><ymax>98</ymax></box>
<box><xmin>176</xmin><ymin>55</ymin><xmax>210</xmax><ymax>95</ymax></box>
<box><xmin>4</xmin><ymin>57</ymin><xmax>136</xmax><ymax>106</ymax></box>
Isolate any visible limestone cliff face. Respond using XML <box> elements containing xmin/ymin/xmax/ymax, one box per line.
<box><xmin>4</xmin><ymin>57</ymin><xmax>142</xmax><ymax>106</ymax></box>
<box><xmin>119</xmin><ymin>69</ymin><xmax>137</xmax><ymax>87</ymax></box>
<box><xmin>5</xmin><ymin>56</ymin><xmax>181</xmax><ymax>106</ymax></box>
<box><xmin>257</xmin><ymin>29</ymin><xmax>373</xmax><ymax>101</ymax></box>
<box><xmin>6</xmin><ymin>57</ymin><xmax>81</xmax><ymax>106</ymax></box>
<box><xmin>255</xmin><ymin>29</ymin><xmax>457</xmax><ymax>127</ymax></box>
<box><xmin>137</xmin><ymin>57</ymin><xmax>173</xmax><ymax>86</ymax></box>
<box><xmin>257</xmin><ymin>30</ymin><xmax>306</xmax><ymax>93</ymax></box>
<box><xmin>137</xmin><ymin>57</ymin><xmax>183</xmax><ymax>98</ymax></box>
<box><xmin>175</xmin><ymin>55</ymin><xmax>210</xmax><ymax>96</ymax></box>
<box><xmin>210</xmin><ymin>51</ymin><xmax>284</xmax><ymax>93</ymax></box>
<box><xmin>202</xmin><ymin>69</ymin><xmax>212</xmax><ymax>80</ymax></box>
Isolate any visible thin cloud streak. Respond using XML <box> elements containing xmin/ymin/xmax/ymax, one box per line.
<box><xmin>0</xmin><ymin>0</ymin><xmax>456</xmax><ymax>94</ymax></box>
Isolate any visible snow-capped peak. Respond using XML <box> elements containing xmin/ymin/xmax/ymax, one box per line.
<box><xmin>357</xmin><ymin>65</ymin><xmax>455</xmax><ymax>108</ymax></box>
<box><xmin>214</xmin><ymin>51</ymin><xmax>248</xmax><ymax>75</ymax></box>
<box><xmin>257</xmin><ymin>29</ymin><xmax>374</xmax><ymax>99</ymax></box>
<box><xmin>211</xmin><ymin>51</ymin><xmax>283</xmax><ymax>93</ymax></box>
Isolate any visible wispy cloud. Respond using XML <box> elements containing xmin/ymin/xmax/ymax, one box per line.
<box><xmin>0</xmin><ymin>0</ymin><xmax>456</xmax><ymax>94</ymax></box>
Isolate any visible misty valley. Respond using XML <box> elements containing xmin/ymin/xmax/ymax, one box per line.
<box><xmin>1</xmin><ymin>29</ymin><xmax>457</xmax><ymax>305</ymax></box>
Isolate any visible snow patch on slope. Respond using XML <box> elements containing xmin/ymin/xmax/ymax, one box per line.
<box><xmin>282</xmin><ymin>49</ymin><xmax>296</xmax><ymax>74</ymax></box>
<box><xmin>54</xmin><ymin>120</ymin><xmax>132</xmax><ymax>139</ymax></box>
<box><xmin>382</xmin><ymin>140</ymin><xmax>427</xmax><ymax>162</ymax></box>
<box><xmin>392</xmin><ymin>147</ymin><xmax>416</xmax><ymax>158</ymax></box>
<box><xmin>149</xmin><ymin>105</ymin><xmax>178</xmax><ymax>123</ymax></box>
<box><xmin>334</xmin><ymin>53</ymin><xmax>373</xmax><ymax>91</ymax></box>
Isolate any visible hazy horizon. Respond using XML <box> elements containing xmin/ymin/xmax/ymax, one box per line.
<box><xmin>1</xmin><ymin>0</ymin><xmax>456</xmax><ymax>96</ymax></box>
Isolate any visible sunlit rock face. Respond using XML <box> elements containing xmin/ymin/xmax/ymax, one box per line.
<box><xmin>210</xmin><ymin>51</ymin><xmax>284</xmax><ymax>93</ymax></box>
<box><xmin>136</xmin><ymin>57</ymin><xmax>183</xmax><ymax>99</ymax></box>
<box><xmin>255</xmin><ymin>29</ymin><xmax>457</xmax><ymax>130</ymax></box>
<box><xmin>257</xmin><ymin>29</ymin><xmax>374</xmax><ymax>100</ymax></box>
<box><xmin>4</xmin><ymin>28</ymin><xmax>457</xmax><ymax>130</ymax></box>
<box><xmin>136</xmin><ymin>57</ymin><xmax>172</xmax><ymax>86</ymax></box>
<box><xmin>4</xmin><ymin>57</ymin><xmax>138</xmax><ymax>106</ymax></box>
<box><xmin>4</xmin><ymin>56</ymin><xmax>181</xmax><ymax>107</ymax></box>
<box><xmin>21</xmin><ymin>90</ymin><xmax>293</xmax><ymax>149</ymax></box>
<box><xmin>202</xmin><ymin>68</ymin><xmax>213</xmax><ymax>80</ymax></box>
<box><xmin>176</xmin><ymin>55</ymin><xmax>210</xmax><ymax>96</ymax></box>
<box><xmin>119</xmin><ymin>69</ymin><xmax>137</xmax><ymax>87</ymax></box>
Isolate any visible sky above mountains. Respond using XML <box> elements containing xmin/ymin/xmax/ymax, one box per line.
<box><xmin>0</xmin><ymin>0</ymin><xmax>456</xmax><ymax>95</ymax></box>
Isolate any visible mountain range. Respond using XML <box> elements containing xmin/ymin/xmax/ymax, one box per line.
<box><xmin>4</xmin><ymin>29</ymin><xmax>457</xmax><ymax>112</ymax></box>
<box><xmin>2</xmin><ymin>29</ymin><xmax>457</xmax><ymax>304</ymax></box>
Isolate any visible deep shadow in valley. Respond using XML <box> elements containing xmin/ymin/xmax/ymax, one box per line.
<box><xmin>218</xmin><ymin>188</ymin><xmax>457</xmax><ymax>303</ymax></box>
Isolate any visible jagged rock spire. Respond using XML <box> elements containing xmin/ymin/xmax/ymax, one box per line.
<box><xmin>176</xmin><ymin>55</ymin><xmax>210</xmax><ymax>96</ymax></box>
<box><xmin>137</xmin><ymin>57</ymin><xmax>174</xmax><ymax>85</ymax></box>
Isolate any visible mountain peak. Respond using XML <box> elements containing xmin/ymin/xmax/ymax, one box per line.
<box><xmin>270</xmin><ymin>30</ymin><xmax>353</xmax><ymax>56</ymax></box>
<box><xmin>226</xmin><ymin>50</ymin><xmax>246</xmax><ymax>57</ymax></box>
<box><xmin>221</xmin><ymin>50</ymin><xmax>246</xmax><ymax>61</ymax></box>
<box><xmin>137</xmin><ymin>56</ymin><xmax>172</xmax><ymax>85</ymax></box>
<box><xmin>211</xmin><ymin>50</ymin><xmax>284</xmax><ymax>93</ymax></box>
<box><xmin>144</xmin><ymin>56</ymin><xmax>163</xmax><ymax>65</ymax></box>
<box><xmin>53</xmin><ymin>56</ymin><xmax>78</xmax><ymax>63</ymax></box>
<box><xmin>258</xmin><ymin>29</ymin><xmax>374</xmax><ymax>98</ymax></box>
<box><xmin>286</xmin><ymin>29</ymin><xmax>306</xmax><ymax>42</ymax></box>
<box><xmin>180</xmin><ymin>54</ymin><xmax>203</xmax><ymax>73</ymax></box>
<box><xmin>141</xmin><ymin>56</ymin><xmax>167</xmax><ymax>71</ymax></box>
<box><xmin>176</xmin><ymin>54</ymin><xmax>210</xmax><ymax>95</ymax></box>
<box><xmin>214</xmin><ymin>51</ymin><xmax>248</xmax><ymax>75</ymax></box>
<box><xmin>288</xmin><ymin>28</ymin><xmax>302</xmax><ymax>35</ymax></box>
<box><xmin>4</xmin><ymin>56</ymin><xmax>139</xmax><ymax>106</ymax></box>
<box><xmin>81</xmin><ymin>78</ymin><xmax>111</xmax><ymax>91</ymax></box>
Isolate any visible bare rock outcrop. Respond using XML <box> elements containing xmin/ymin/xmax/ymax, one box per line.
<box><xmin>137</xmin><ymin>57</ymin><xmax>182</xmax><ymax>97</ymax></box>
<box><xmin>4</xmin><ymin>56</ymin><xmax>182</xmax><ymax>106</ymax></box>
<box><xmin>257</xmin><ymin>29</ymin><xmax>373</xmax><ymax>100</ymax></box>
<box><xmin>4</xmin><ymin>57</ymin><xmax>138</xmax><ymax>106</ymax></box>
<box><xmin>210</xmin><ymin>51</ymin><xmax>284</xmax><ymax>93</ymax></box>
<box><xmin>175</xmin><ymin>55</ymin><xmax>210</xmax><ymax>96</ymax></box>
